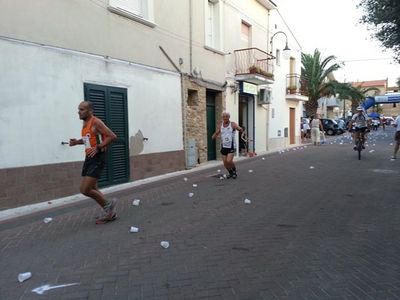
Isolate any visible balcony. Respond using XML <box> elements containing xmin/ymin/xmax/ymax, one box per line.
<box><xmin>285</xmin><ymin>73</ymin><xmax>309</xmax><ymax>102</ymax></box>
<box><xmin>234</xmin><ymin>48</ymin><xmax>275</xmax><ymax>85</ymax></box>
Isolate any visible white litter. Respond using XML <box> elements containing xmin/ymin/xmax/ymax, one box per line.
<box><xmin>248</xmin><ymin>170</ymin><xmax>253</xmax><ymax>173</ymax></box>
<box><xmin>217</xmin><ymin>169</ymin><xmax>221</xmax><ymax>173</ymax></box>
<box><xmin>219</xmin><ymin>176</ymin><xmax>224</xmax><ymax>180</ymax></box>
<box><xmin>309</xmin><ymin>166</ymin><xmax>315</xmax><ymax>169</ymax></box>
<box><xmin>18</xmin><ymin>272</ymin><xmax>32</xmax><ymax>283</ymax></box>
<box><xmin>132</xmin><ymin>199</ymin><xmax>141</xmax><ymax>206</ymax></box>
<box><xmin>369</xmin><ymin>150</ymin><xmax>375</xmax><ymax>153</ymax></box>
<box><xmin>32</xmin><ymin>283</ymin><xmax>79</xmax><ymax>295</ymax></box>
<box><xmin>262</xmin><ymin>157</ymin><xmax>265</xmax><ymax>160</ymax></box>
<box><xmin>244</xmin><ymin>199</ymin><xmax>251</xmax><ymax>204</ymax></box>
<box><xmin>192</xmin><ymin>184</ymin><xmax>198</xmax><ymax>187</ymax></box>
<box><xmin>223</xmin><ymin>174</ymin><xmax>227</xmax><ymax>179</ymax></box>
<box><xmin>130</xmin><ymin>226</ymin><xmax>139</xmax><ymax>233</ymax></box>
<box><xmin>160</xmin><ymin>241</ymin><xmax>170</xmax><ymax>249</ymax></box>
<box><xmin>183</xmin><ymin>177</ymin><xmax>188</xmax><ymax>182</ymax></box>
<box><xmin>188</xmin><ymin>192</ymin><xmax>194</xmax><ymax>198</ymax></box>
<box><xmin>43</xmin><ymin>217</ymin><xmax>53</xmax><ymax>224</ymax></box>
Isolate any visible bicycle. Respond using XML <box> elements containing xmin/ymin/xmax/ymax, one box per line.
<box><xmin>353</xmin><ymin>128</ymin><xmax>367</xmax><ymax>160</ymax></box>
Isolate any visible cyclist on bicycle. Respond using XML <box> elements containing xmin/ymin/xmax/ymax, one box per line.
<box><xmin>349</xmin><ymin>106</ymin><xmax>370</xmax><ymax>150</ymax></box>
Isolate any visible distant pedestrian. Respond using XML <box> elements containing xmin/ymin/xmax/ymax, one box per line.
<box><xmin>69</xmin><ymin>101</ymin><xmax>117</xmax><ymax>224</ymax></box>
<box><xmin>391</xmin><ymin>115</ymin><xmax>400</xmax><ymax>160</ymax></box>
<box><xmin>310</xmin><ymin>114</ymin><xmax>324</xmax><ymax>146</ymax></box>
<box><xmin>212</xmin><ymin>112</ymin><xmax>243</xmax><ymax>178</ymax></box>
<box><xmin>302</xmin><ymin>117</ymin><xmax>311</xmax><ymax>141</ymax></box>
<box><xmin>239</xmin><ymin>126</ymin><xmax>248</xmax><ymax>156</ymax></box>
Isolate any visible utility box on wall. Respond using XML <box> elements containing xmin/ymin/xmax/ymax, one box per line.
<box><xmin>186</xmin><ymin>138</ymin><xmax>198</xmax><ymax>168</ymax></box>
<box><xmin>284</xmin><ymin>127</ymin><xmax>288</xmax><ymax>138</ymax></box>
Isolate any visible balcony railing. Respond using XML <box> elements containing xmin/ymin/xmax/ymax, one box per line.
<box><xmin>234</xmin><ymin>47</ymin><xmax>275</xmax><ymax>79</ymax></box>
<box><xmin>286</xmin><ymin>73</ymin><xmax>308</xmax><ymax>96</ymax></box>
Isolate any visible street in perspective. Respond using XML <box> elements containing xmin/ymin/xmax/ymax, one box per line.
<box><xmin>1</xmin><ymin>128</ymin><xmax>399</xmax><ymax>300</ymax></box>
<box><xmin>1</xmin><ymin>0</ymin><xmax>400</xmax><ymax>299</ymax></box>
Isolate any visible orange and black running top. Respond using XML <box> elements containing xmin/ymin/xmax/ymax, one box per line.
<box><xmin>81</xmin><ymin>116</ymin><xmax>104</xmax><ymax>153</ymax></box>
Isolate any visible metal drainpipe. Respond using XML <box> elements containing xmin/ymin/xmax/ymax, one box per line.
<box><xmin>189</xmin><ymin>0</ymin><xmax>193</xmax><ymax>74</ymax></box>
<box><xmin>266</xmin><ymin>9</ymin><xmax>271</xmax><ymax>151</ymax></box>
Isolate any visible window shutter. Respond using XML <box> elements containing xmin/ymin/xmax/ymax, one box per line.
<box><xmin>84</xmin><ymin>83</ymin><xmax>130</xmax><ymax>186</ymax></box>
<box><xmin>107</xmin><ymin>88</ymin><xmax>130</xmax><ymax>184</ymax></box>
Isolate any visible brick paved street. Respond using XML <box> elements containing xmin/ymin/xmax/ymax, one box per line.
<box><xmin>1</xmin><ymin>129</ymin><xmax>399</xmax><ymax>300</ymax></box>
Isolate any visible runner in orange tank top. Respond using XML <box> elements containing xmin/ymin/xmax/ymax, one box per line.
<box><xmin>69</xmin><ymin>101</ymin><xmax>117</xmax><ymax>224</ymax></box>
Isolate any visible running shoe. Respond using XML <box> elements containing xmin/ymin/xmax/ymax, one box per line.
<box><xmin>95</xmin><ymin>199</ymin><xmax>117</xmax><ymax>224</ymax></box>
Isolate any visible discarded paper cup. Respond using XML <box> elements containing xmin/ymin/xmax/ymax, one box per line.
<box><xmin>192</xmin><ymin>184</ymin><xmax>198</xmax><ymax>187</ymax></box>
<box><xmin>160</xmin><ymin>241</ymin><xmax>170</xmax><ymax>249</ymax></box>
<box><xmin>18</xmin><ymin>272</ymin><xmax>32</xmax><ymax>283</ymax></box>
<box><xmin>188</xmin><ymin>193</ymin><xmax>194</xmax><ymax>198</ymax></box>
<box><xmin>130</xmin><ymin>226</ymin><xmax>139</xmax><ymax>233</ymax></box>
<box><xmin>244</xmin><ymin>199</ymin><xmax>251</xmax><ymax>204</ymax></box>
<box><xmin>43</xmin><ymin>217</ymin><xmax>53</xmax><ymax>224</ymax></box>
<box><xmin>132</xmin><ymin>199</ymin><xmax>140</xmax><ymax>206</ymax></box>
<box><xmin>248</xmin><ymin>170</ymin><xmax>253</xmax><ymax>173</ymax></box>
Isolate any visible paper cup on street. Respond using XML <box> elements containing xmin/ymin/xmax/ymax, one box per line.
<box><xmin>132</xmin><ymin>199</ymin><xmax>140</xmax><ymax>206</ymax></box>
<box><xmin>18</xmin><ymin>272</ymin><xmax>32</xmax><ymax>283</ymax></box>
<box><xmin>130</xmin><ymin>226</ymin><xmax>139</xmax><ymax>233</ymax></box>
<box><xmin>160</xmin><ymin>241</ymin><xmax>170</xmax><ymax>249</ymax></box>
<box><xmin>43</xmin><ymin>217</ymin><xmax>53</xmax><ymax>224</ymax></box>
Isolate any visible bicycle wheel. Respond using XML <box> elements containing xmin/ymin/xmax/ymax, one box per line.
<box><xmin>356</xmin><ymin>139</ymin><xmax>362</xmax><ymax>160</ymax></box>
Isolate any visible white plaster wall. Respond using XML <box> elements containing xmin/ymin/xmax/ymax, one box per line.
<box><xmin>267</xmin><ymin>11</ymin><xmax>304</xmax><ymax>149</ymax></box>
<box><xmin>0</xmin><ymin>0</ymin><xmax>226</xmax><ymax>85</ymax></box>
<box><xmin>254</xmin><ymin>103</ymin><xmax>268</xmax><ymax>151</ymax></box>
<box><xmin>0</xmin><ymin>39</ymin><xmax>183</xmax><ymax>168</ymax></box>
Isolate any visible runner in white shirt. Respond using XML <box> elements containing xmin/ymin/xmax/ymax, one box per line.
<box><xmin>212</xmin><ymin>112</ymin><xmax>243</xmax><ymax>178</ymax></box>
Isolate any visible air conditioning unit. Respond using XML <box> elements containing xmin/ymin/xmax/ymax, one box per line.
<box><xmin>258</xmin><ymin>88</ymin><xmax>272</xmax><ymax>104</ymax></box>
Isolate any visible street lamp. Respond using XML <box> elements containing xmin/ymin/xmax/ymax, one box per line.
<box><xmin>270</xmin><ymin>31</ymin><xmax>291</xmax><ymax>60</ymax></box>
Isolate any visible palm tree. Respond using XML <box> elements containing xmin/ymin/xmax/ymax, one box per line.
<box><xmin>348</xmin><ymin>84</ymin><xmax>380</xmax><ymax>112</ymax></box>
<box><xmin>301</xmin><ymin>49</ymin><xmax>342</xmax><ymax>116</ymax></box>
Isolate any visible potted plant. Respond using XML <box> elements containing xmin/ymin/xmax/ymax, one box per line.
<box><xmin>248</xmin><ymin>65</ymin><xmax>260</xmax><ymax>74</ymax></box>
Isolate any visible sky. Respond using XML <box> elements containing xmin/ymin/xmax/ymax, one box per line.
<box><xmin>277</xmin><ymin>0</ymin><xmax>399</xmax><ymax>87</ymax></box>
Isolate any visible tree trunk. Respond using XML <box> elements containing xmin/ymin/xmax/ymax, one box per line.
<box><xmin>304</xmin><ymin>98</ymin><xmax>318</xmax><ymax>117</ymax></box>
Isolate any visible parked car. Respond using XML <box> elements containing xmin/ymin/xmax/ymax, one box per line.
<box><xmin>320</xmin><ymin>118</ymin><xmax>339</xmax><ymax>136</ymax></box>
<box><xmin>334</xmin><ymin>119</ymin><xmax>347</xmax><ymax>134</ymax></box>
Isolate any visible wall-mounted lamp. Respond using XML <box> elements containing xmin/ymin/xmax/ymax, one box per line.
<box><xmin>270</xmin><ymin>31</ymin><xmax>291</xmax><ymax>60</ymax></box>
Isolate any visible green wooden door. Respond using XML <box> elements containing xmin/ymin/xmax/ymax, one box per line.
<box><xmin>84</xmin><ymin>83</ymin><xmax>130</xmax><ymax>186</ymax></box>
<box><xmin>206</xmin><ymin>93</ymin><xmax>216</xmax><ymax>160</ymax></box>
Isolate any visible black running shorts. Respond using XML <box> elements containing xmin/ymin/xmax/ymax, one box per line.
<box><xmin>220</xmin><ymin>147</ymin><xmax>235</xmax><ymax>156</ymax></box>
<box><xmin>81</xmin><ymin>152</ymin><xmax>106</xmax><ymax>179</ymax></box>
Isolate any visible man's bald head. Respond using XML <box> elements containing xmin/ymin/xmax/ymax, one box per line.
<box><xmin>78</xmin><ymin>101</ymin><xmax>94</xmax><ymax>120</ymax></box>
